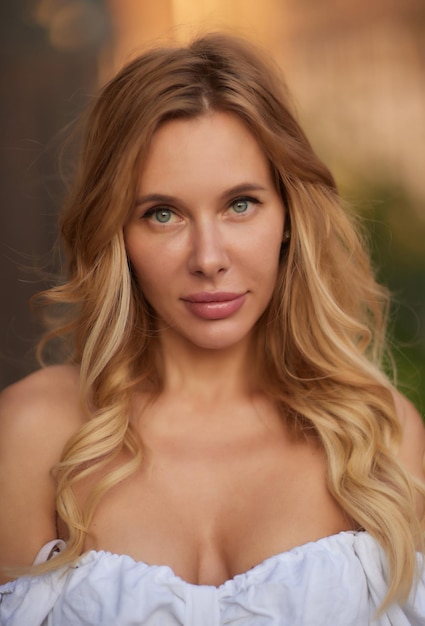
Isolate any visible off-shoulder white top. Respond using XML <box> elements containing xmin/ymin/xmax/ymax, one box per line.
<box><xmin>0</xmin><ymin>531</ymin><xmax>424</xmax><ymax>625</ymax></box>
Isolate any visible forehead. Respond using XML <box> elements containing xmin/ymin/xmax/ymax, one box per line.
<box><xmin>138</xmin><ymin>112</ymin><xmax>274</xmax><ymax>194</ymax></box>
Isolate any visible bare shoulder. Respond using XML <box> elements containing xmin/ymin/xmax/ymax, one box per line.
<box><xmin>2</xmin><ymin>361</ymin><xmax>81</xmax><ymax>408</ymax></box>
<box><xmin>392</xmin><ymin>389</ymin><xmax>425</xmax><ymax>484</ymax></box>
<box><xmin>0</xmin><ymin>365</ymin><xmax>84</xmax><ymax>455</ymax></box>
<box><xmin>0</xmin><ymin>365</ymin><xmax>84</xmax><ymax>580</ymax></box>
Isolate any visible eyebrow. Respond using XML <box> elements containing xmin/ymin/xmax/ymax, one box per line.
<box><xmin>135</xmin><ymin>193</ymin><xmax>176</xmax><ymax>207</ymax></box>
<box><xmin>135</xmin><ymin>183</ymin><xmax>268</xmax><ymax>207</ymax></box>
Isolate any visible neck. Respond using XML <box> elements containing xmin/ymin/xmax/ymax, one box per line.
<box><xmin>133</xmin><ymin>328</ymin><xmax>281</xmax><ymax>437</ymax></box>
<box><xmin>156</xmin><ymin>330</ymin><xmax>259</xmax><ymax>402</ymax></box>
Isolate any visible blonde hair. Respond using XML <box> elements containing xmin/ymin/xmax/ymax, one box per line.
<box><xmin>33</xmin><ymin>33</ymin><xmax>423</xmax><ymax>609</ymax></box>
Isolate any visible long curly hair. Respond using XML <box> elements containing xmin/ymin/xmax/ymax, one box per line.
<box><xmin>33</xmin><ymin>33</ymin><xmax>424</xmax><ymax>610</ymax></box>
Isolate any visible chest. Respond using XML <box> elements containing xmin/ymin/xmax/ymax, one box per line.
<box><xmin>75</xmin><ymin>431</ymin><xmax>352</xmax><ymax>585</ymax></box>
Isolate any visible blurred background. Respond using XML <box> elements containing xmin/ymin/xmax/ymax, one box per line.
<box><xmin>1</xmin><ymin>0</ymin><xmax>424</xmax><ymax>410</ymax></box>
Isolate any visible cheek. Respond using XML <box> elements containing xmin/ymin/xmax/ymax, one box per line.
<box><xmin>251</xmin><ymin>221</ymin><xmax>284</xmax><ymax>266</ymax></box>
<box><xmin>132</xmin><ymin>260</ymin><xmax>162</xmax><ymax>294</ymax></box>
<box><xmin>128</xmin><ymin>246</ymin><xmax>177</xmax><ymax>305</ymax></box>
<box><xmin>250</xmin><ymin>226</ymin><xmax>284</xmax><ymax>294</ymax></box>
<box><xmin>125</xmin><ymin>240</ymin><xmax>153</xmax><ymax>294</ymax></box>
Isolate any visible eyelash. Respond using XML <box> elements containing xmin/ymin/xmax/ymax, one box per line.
<box><xmin>141</xmin><ymin>207</ymin><xmax>177</xmax><ymax>223</ymax></box>
<box><xmin>228</xmin><ymin>196</ymin><xmax>261</xmax><ymax>214</ymax></box>
<box><xmin>141</xmin><ymin>195</ymin><xmax>261</xmax><ymax>223</ymax></box>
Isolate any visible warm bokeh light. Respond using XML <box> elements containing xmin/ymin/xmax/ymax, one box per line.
<box><xmin>105</xmin><ymin>0</ymin><xmax>288</xmax><ymax>71</ymax></box>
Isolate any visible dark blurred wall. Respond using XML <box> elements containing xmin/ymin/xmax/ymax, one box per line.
<box><xmin>0</xmin><ymin>2</ymin><xmax>103</xmax><ymax>389</ymax></box>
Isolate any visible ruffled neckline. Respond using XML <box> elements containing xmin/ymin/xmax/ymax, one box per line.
<box><xmin>74</xmin><ymin>529</ymin><xmax>361</xmax><ymax>592</ymax></box>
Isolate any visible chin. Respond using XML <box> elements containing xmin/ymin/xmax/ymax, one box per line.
<box><xmin>170</xmin><ymin>322</ymin><xmax>253</xmax><ymax>352</ymax></box>
<box><xmin>189</xmin><ymin>337</ymin><xmax>245</xmax><ymax>351</ymax></box>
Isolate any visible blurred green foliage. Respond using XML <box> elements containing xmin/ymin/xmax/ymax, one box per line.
<box><xmin>348</xmin><ymin>183</ymin><xmax>425</xmax><ymax>414</ymax></box>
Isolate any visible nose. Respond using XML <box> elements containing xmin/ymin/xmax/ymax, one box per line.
<box><xmin>187</xmin><ymin>219</ymin><xmax>230</xmax><ymax>277</ymax></box>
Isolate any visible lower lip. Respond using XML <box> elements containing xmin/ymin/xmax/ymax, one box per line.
<box><xmin>183</xmin><ymin>294</ymin><xmax>246</xmax><ymax>320</ymax></box>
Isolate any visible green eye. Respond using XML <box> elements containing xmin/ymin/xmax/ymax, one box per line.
<box><xmin>142</xmin><ymin>206</ymin><xmax>179</xmax><ymax>224</ymax></box>
<box><xmin>231</xmin><ymin>199</ymin><xmax>249</xmax><ymax>213</ymax></box>
<box><xmin>154</xmin><ymin>209</ymin><xmax>172</xmax><ymax>223</ymax></box>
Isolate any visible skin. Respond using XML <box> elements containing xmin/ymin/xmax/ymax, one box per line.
<box><xmin>125</xmin><ymin>111</ymin><xmax>285</xmax><ymax>360</ymax></box>
<box><xmin>1</xmin><ymin>112</ymin><xmax>425</xmax><ymax>586</ymax></box>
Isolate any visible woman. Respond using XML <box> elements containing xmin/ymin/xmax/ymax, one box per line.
<box><xmin>0</xmin><ymin>33</ymin><xmax>424</xmax><ymax>625</ymax></box>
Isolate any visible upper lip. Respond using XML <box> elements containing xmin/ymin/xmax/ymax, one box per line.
<box><xmin>182</xmin><ymin>292</ymin><xmax>245</xmax><ymax>303</ymax></box>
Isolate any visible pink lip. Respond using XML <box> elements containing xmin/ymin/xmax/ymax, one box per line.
<box><xmin>181</xmin><ymin>292</ymin><xmax>247</xmax><ymax>320</ymax></box>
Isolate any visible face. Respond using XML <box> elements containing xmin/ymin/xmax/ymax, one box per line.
<box><xmin>124</xmin><ymin>111</ymin><xmax>285</xmax><ymax>352</ymax></box>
